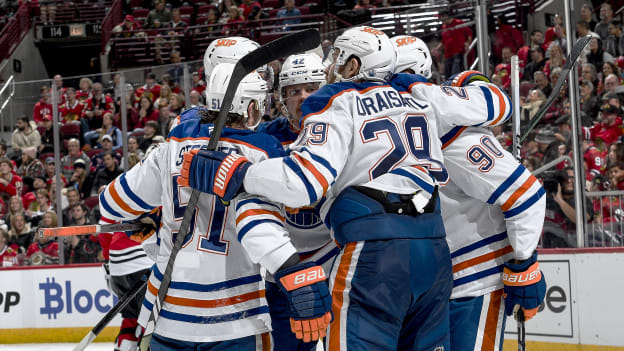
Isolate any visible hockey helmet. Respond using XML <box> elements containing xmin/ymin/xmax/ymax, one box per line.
<box><xmin>205</xmin><ymin>63</ymin><xmax>268</xmax><ymax>129</ymax></box>
<box><xmin>331</xmin><ymin>26</ymin><xmax>397</xmax><ymax>82</ymax></box>
<box><xmin>279</xmin><ymin>53</ymin><xmax>326</xmax><ymax>100</ymax></box>
<box><xmin>203</xmin><ymin>37</ymin><xmax>260</xmax><ymax>78</ymax></box>
<box><xmin>392</xmin><ymin>35</ymin><xmax>432</xmax><ymax>78</ymax></box>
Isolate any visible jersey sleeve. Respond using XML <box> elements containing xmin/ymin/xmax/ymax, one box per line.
<box><xmin>410</xmin><ymin>81</ymin><xmax>512</xmax><ymax>128</ymax></box>
<box><xmin>243</xmin><ymin>86</ymin><xmax>351</xmax><ymax>208</ymax></box>
<box><xmin>98</xmin><ymin>144</ymin><xmax>163</xmax><ymax>222</ymax></box>
<box><xmin>443</xmin><ymin>128</ymin><xmax>545</xmax><ymax>260</ymax></box>
<box><xmin>233</xmin><ymin>194</ymin><xmax>297</xmax><ymax>274</ymax></box>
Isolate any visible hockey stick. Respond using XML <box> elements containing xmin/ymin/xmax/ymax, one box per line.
<box><xmin>39</xmin><ymin>222</ymin><xmax>147</xmax><ymax>238</ymax></box>
<box><xmin>73</xmin><ymin>277</ymin><xmax>148</xmax><ymax>351</ymax></box>
<box><xmin>139</xmin><ymin>29</ymin><xmax>321</xmax><ymax>350</ymax></box>
<box><xmin>517</xmin><ymin>35</ymin><xmax>591</xmax><ymax>144</ymax></box>
<box><xmin>517</xmin><ymin>309</ymin><xmax>526</xmax><ymax>351</ymax></box>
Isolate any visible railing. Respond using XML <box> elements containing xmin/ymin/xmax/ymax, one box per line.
<box><xmin>101</xmin><ymin>0</ymin><xmax>124</xmax><ymax>53</ymax></box>
<box><xmin>33</xmin><ymin>0</ymin><xmax>113</xmax><ymax>25</ymax></box>
<box><xmin>0</xmin><ymin>3</ymin><xmax>33</xmax><ymax>63</ymax></box>
<box><xmin>585</xmin><ymin>191</ymin><xmax>624</xmax><ymax>247</ymax></box>
<box><xmin>109</xmin><ymin>13</ymin><xmax>338</xmax><ymax>69</ymax></box>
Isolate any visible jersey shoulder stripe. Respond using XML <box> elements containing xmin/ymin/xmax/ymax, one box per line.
<box><xmin>441</xmin><ymin>126</ymin><xmax>468</xmax><ymax>149</ymax></box>
<box><xmin>300</xmin><ymin>81</ymin><xmax>386</xmax><ymax>127</ymax></box>
<box><xmin>478</xmin><ymin>86</ymin><xmax>495</xmax><ymax>125</ymax></box>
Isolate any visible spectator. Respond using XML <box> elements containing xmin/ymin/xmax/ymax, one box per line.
<box><xmin>76</xmin><ymin>77</ymin><xmax>93</xmax><ymax>102</ymax></box>
<box><xmin>154</xmin><ymin>84</ymin><xmax>172</xmax><ymax>109</ymax></box>
<box><xmin>64</xmin><ymin>203</ymin><xmax>100</xmax><ymax>264</ymax></box>
<box><xmin>92</xmin><ymin>152</ymin><xmax>123</xmax><ymax>195</ymax></box>
<box><xmin>62</xmin><ymin>187</ymin><xmax>82</xmax><ymax>224</ymax></box>
<box><xmin>225</xmin><ymin>6</ymin><xmax>244</xmax><ymax>35</ymax></box>
<box><xmin>534</xmin><ymin>71</ymin><xmax>552</xmax><ymax>97</ymax></box>
<box><xmin>121</xmin><ymin>136</ymin><xmax>145</xmax><ymax>166</ymax></box>
<box><xmin>585</xmin><ymin>103</ymin><xmax>623</xmax><ymax>147</ymax></box>
<box><xmin>39</xmin><ymin>0</ymin><xmax>57</xmax><ymax>25</ymax></box>
<box><xmin>82</xmin><ymin>82</ymin><xmax>115</xmax><ymax>132</ymax></box>
<box><xmin>603</xmin><ymin>73</ymin><xmax>619</xmax><ymax>96</ymax></box>
<box><xmin>493</xmin><ymin>16</ymin><xmax>523</xmax><ymax>63</ymax></box>
<box><xmin>170</xmin><ymin>8</ymin><xmax>187</xmax><ymax>32</ymax></box>
<box><xmin>26</xmin><ymin>210</ymin><xmax>59</xmax><ymax>264</ymax></box>
<box><xmin>543</xmin><ymin>14</ymin><xmax>566</xmax><ymax>53</ymax></box>
<box><xmin>605</xmin><ymin>20</ymin><xmax>623</xmax><ymax>57</ymax></box>
<box><xmin>602</xmin><ymin>91</ymin><xmax>622</xmax><ymax>114</ymax></box>
<box><xmin>8</xmin><ymin>213</ymin><xmax>34</xmax><ymax>250</ymax></box>
<box><xmin>586</xmin><ymin>37</ymin><xmax>608</xmax><ymax>71</ymax></box>
<box><xmin>239</xmin><ymin>0</ymin><xmax>261</xmax><ymax>19</ymax></box>
<box><xmin>145</xmin><ymin>0</ymin><xmax>172</xmax><ymax>29</ymax></box>
<box><xmin>127</xmin><ymin>153</ymin><xmax>142</xmax><ymax>169</ymax></box>
<box><xmin>60</xmin><ymin>138</ymin><xmax>91</xmax><ymax>180</ymax></box>
<box><xmin>595</xmin><ymin>3</ymin><xmax>614</xmax><ymax>48</ymax></box>
<box><xmin>52</xmin><ymin>74</ymin><xmax>66</xmax><ymax>104</ymax></box>
<box><xmin>189</xmin><ymin>90</ymin><xmax>204</xmax><ymax>107</ymax></box>
<box><xmin>86</xmin><ymin>112</ymin><xmax>123</xmax><ymax>151</ymax></box>
<box><xmin>544</xmin><ymin>43</ymin><xmax>565</xmax><ymax>78</ymax></box>
<box><xmin>113</xmin><ymin>15</ymin><xmax>143</xmax><ymax>38</ymax></box>
<box><xmin>521</xmin><ymin>88</ymin><xmax>546</xmax><ymax>121</ymax></box>
<box><xmin>59</xmin><ymin>87</ymin><xmax>85</xmax><ymax>124</ymax></box>
<box><xmin>11</xmin><ymin>116</ymin><xmax>41</xmax><ymax>158</ymax></box>
<box><xmin>0</xmin><ymin>229</ymin><xmax>19</xmax><ymax>267</ymax></box>
<box><xmin>493</xmin><ymin>47</ymin><xmax>513</xmax><ymax>90</ymax></box>
<box><xmin>581</xmin><ymin>4</ymin><xmax>597</xmax><ymax>32</ymax></box>
<box><xmin>191</xmin><ymin>72</ymin><xmax>206</xmax><ymax>95</ymax></box>
<box><xmin>354</xmin><ymin>0</ymin><xmax>375</xmax><ymax>9</ymax></box>
<box><xmin>139</xmin><ymin>121</ymin><xmax>160</xmax><ymax>151</ymax></box>
<box><xmin>4</xmin><ymin>195</ymin><xmax>27</xmax><ymax>226</ymax></box>
<box><xmin>0</xmin><ymin>158</ymin><xmax>22</xmax><ymax>198</ymax></box>
<box><xmin>91</xmin><ymin>136</ymin><xmax>121</xmax><ymax>170</ymax></box>
<box><xmin>580</xmin><ymin>79</ymin><xmax>600</xmax><ymax>120</ymax></box>
<box><xmin>134</xmin><ymin>73</ymin><xmax>161</xmax><ymax>107</ymax></box>
<box><xmin>32</xmin><ymin>85</ymin><xmax>52</xmax><ymax>127</ymax></box>
<box><xmin>582</xmin><ymin>63</ymin><xmax>599</xmax><ymax>90</ymax></box>
<box><xmin>278</xmin><ymin>0</ymin><xmax>301</xmax><ymax>29</ymax></box>
<box><xmin>166</xmin><ymin>52</ymin><xmax>184</xmax><ymax>84</ymax></box>
<box><xmin>158</xmin><ymin>105</ymin><xmax>176</xmax><ymax>135</ymax></box>
<box><xmin>169</xmin><ymin>93</ymin><xmax>185</xmax><ymax>115</ymax></box>
<box><xmin>439</xmin><ymin>11</ymin><xmax>472</xmax><ymax>78</ymax></box>
<box><xmin>17</xmin><ymin>146</ymin><xmax>45</xmax><ymax>186</ymax></box>
<box><xmin>67</xmin><ymin>159</ymin><xmax>93</xmax><ymax>199</ymax></box>
<box><xmin>517</xmin><ymin>30</ymin><xmax>543</xmax><ymax>67</ymax></box>
<box><xmin>133</xmin><ymin>95</ymin><xmax>160</xmax><ymax>129</ymax></box>
<box><xmin>576</xmin><ymin>20</ymin><xmax>597</xmax><ymax>41</ymax></box>
<box><xmin>44</xmin><ymin>157</ymin><xmax>67</xmax><ymax>188</ymax></box>
<box><xmin>27</xmin><ymin>188</ymin><xmax>52</xmax><ymax>218</ymax></box>
<box><xmin>523</xmin><ymin>46</ymin><xmax>546</xmax><ymax>82</ymax></box>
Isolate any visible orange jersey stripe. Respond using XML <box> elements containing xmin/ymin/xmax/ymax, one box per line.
<box><xmin>236</xmin><ymin>209</ymin><xmax>285</xmax><ymax>226</ymax></box>
<box><xmin>167</xmin><ymin>136</ymin><xmax>211</xmax><ymax>142</ymax></box>
<box><xmin>481</xmin><ymin>289</ymin><xmax>503</xmax><ymax>351</ymax></box>
<box><xmin>489</xmin><ymin>86</ymin><xmax>507</xmax><ymax>126</ymax></box>
<box><xmin>147</xmin><ymin>281</ymin><xmax>266</xmax><ymax>308</ymax></box>
<box><xmin>329</xmin><ymin>242</ymin><xmax>356</xmax><ymax>350</ymax></box>
<box><xmin>109</xmin><ymin>181</ymin><xmax>144</xmax><ymax>216</ymax></box>
<box><xmin>261</xmin><ymin>332</ymin><xmax>271</xmax><ymax>351</ymax></box>
<box><xmin>293</xmin><ymin>154</ymin><xmax>329</xmax><ymax>195</ymax></box>
<box><xmin>501</xmin><ymin>175</ymin><xmax>537</xmax><ymax>212</ymax></box>
<box><xmin>407</xmin><ymin>81</ymin><xmax>434</xmax><ymax>91</ymax></box>
<box><xmin>452</xmin><ymin>245</ymin><xmax>513</xmax><ymax>273</ymax></box>
<box><xmin>442</xmin><ymin>126</ymin><xmax>468</xmax><ymax>150</ymax></box>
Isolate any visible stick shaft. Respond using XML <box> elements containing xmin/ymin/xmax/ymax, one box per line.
<box><xmin>39</xmin><ymin>222</ymin><xmax>147</xmax><ymax>238</ymax></box>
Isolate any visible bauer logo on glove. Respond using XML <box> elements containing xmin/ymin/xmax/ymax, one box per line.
<box><xmin>502</xmin><ymin>251</ymin><xmax>546</xmax><ymax>321</ymax></box>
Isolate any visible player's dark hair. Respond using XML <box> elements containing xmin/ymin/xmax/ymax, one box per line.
<box><xmin>199</xmin><ymin>108</ymin><xmax>245</xmax><ymax>127</ymax></box>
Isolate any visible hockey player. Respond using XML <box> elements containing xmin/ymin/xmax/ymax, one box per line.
<box><xmin>393</xmin><ymin>35</ymin><xmax>547</xmax><ymax>351</ymax></box>
<box><xmin>99</xmin><ymin>63</ymin><xmax>331</xmax><ymax>350</ymax></box>
<box><xmin>178</xmin><ymin>26</ymin><xmax>516</xmax><ymax>350</ymax></box>
<box><xmin>256</xmin><ymin>52</ymin><xmax>339</xmax><ymax>350</ymax></box>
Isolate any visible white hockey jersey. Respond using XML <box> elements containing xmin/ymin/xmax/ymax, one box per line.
<box><xmin>98</xmin><ymin>116</ymin><xmax>298</xmax><ymax>342</ymax></box>
<box><xmin>440</xmin><ymin>126</ymin><xmax>545</xmax><ymax>298</ymax></box>
<box><xmin>243</xmin><ymin>74</ymin><xmax>513</xmax><ymax>229</ymax></box>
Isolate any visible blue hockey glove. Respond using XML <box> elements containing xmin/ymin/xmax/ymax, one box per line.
<box><xmin>275</xmin><ymin>262</ymin><xmax>333</xmax><ymax>342</ymax></box>
<box><xmin>178</xmin><ymin>149</ymin><xmax>251</xmax><ymax>203</ymax></box>
<box><xmin>126</xmin><ymin>207</ymin><xmax>161</xmax><ymax>243</ymax></box>
<box><xmin>502</xmin><ymin>251</ymin><xmax>546</xmax><ymax>321</ymax></box>
<box><xmin>443</xmin><ymin>70</ymin><xmax>491</xmax><ymax>87</ymax></box>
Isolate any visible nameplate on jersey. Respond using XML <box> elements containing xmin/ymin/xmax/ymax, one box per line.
<box><xmin>355</xmin><ymin>90</ymin><xmax>428</xmax><ymax>116</ymax></box>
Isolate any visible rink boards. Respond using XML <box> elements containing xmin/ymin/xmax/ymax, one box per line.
<box><xmin>0</xmin><ymin>250</ymin><xmax>623</xmax><ymax>349</ymax></box>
